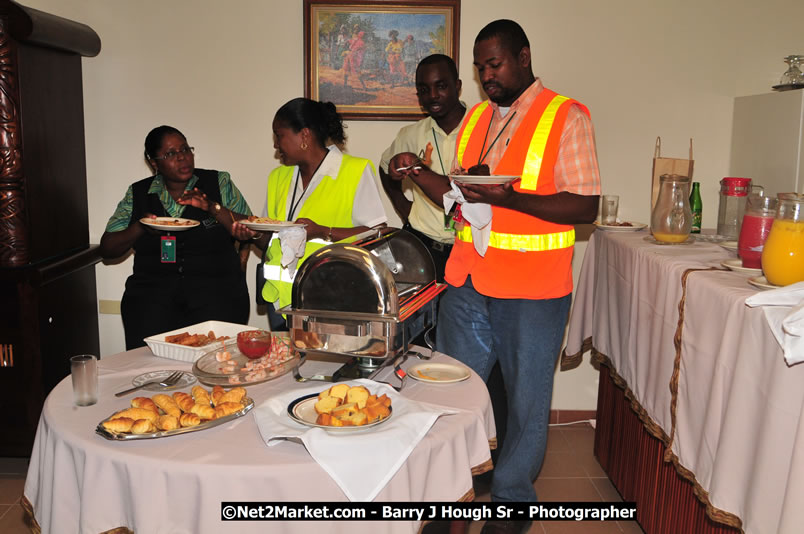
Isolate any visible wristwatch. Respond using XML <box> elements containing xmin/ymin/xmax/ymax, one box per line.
<box><xmin>210</xmin><ymin>202</ymin><xmax>222</xmax><ymax>216</ymax></box>
<box><xmin>326</xmin><ymin>227</ymin><xmax>333</xmax><ymax>242</ymax></box>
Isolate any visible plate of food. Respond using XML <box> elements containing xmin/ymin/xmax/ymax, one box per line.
<box><xmin>408</xmin><ymin>363</ymin><xmax>471</xmax><ymax>384</ymax></box>
<box><xmin>448</xmin><ymin>174</ymin><xmax>519</xmax><ymax>185</ymax></box>
<box><xmin>144</xmin><ymin>320</ymin><xmax>245</xmax><ymax>362</ymax></box>
<box><xmin>241</xmin><ymin>216</ymin><xmax>306</xmax><ymax>232</ymax></box>
<box><xmin>748</xmin><ymin>275</ymin><xmax>782</xmax><ymax>291</ymax></box>
<box><xmin>593</xmin><ymin>221</ymin><xmax>648</xmax><ymax>232</ymax></box>
<box><xmin>139</xmin><ymin>217</ymin><xmax>200</xmax><ymax>231</ymax></box>
<box><xmin>721</xmin><ymin>258</ymin><xmax>762</xmax><ymax>275</ymax></box>
<box><xmin>287</xmin><ymin>384</ymin><xmax>392</xmax><ymax>431</ymax></box>
<box><xmin>96</xmin><ymin>384</ymin><xmax>253</xmax><ymax>440</ymax></box>
<box><xmin>193</xmin><ymin>333</ymin><xmax>298</xmax><ymax>386</ymax></box>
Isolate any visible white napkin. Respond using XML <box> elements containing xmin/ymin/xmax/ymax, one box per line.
<box><xmin>443</xmin><ymin>182</ymin><xmax>493</xmax><ymax>256</ymax></box>
<box><xmin>253</xmin><ymin>379</ymin><xmax>457</xmax><ymax>501</ymax></box>
<box><xmin>277</xmin><ymin>226</ymin><xmax>307</xmax><ymax>277</ymax></box>
<box><xmin>745</xmin><ymin>281</ymin><xmax>804</xmax><ymax>365</ymax></box>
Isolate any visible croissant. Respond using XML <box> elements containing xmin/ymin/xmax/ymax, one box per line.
<box><xmin>131</xmin><ymin>419</ymin><xmax>157</xmax><ymax>434</ymax></box>
<box><xmin>172</xmin><ymin>391</ymin><xmax>195</xmax><ymax>413</ymax></box>
<box><xmin>190</xmin><ymin>403</ymin><xmax>216</xmax><ymax>420</ymax></box>
<box><xmin>179</xmin><ymin>413</ymin><xmax>201</xmax><ymax>427</ymax></box>
<box><xmin>152</xmin><ymin>394</ymin><xmax>181</xmax><ymax>418</ymax></box>
<box><xmin>218</xmin><ymin>387</ymin><xmax>246</xmax><ymax>405</ymax></box>
<box><xmin>131</xmin><ymin>397</ymin><xmax>159</xmax><ymax>413</ymax></box>
<box><xmin>211</xmin><ymin>385</ymin><xmax>225</xmax><ymax>406</ymax></box>
<box><xmin>111</xmin><ymin>407</ymin><xmax>158</xmax><ymax>424</ymax></box>
<box><xmin>214</xmin><ymin>401</ymin><xmax>242</xmax><ymax>419</ymax></box>
<box><xmin>156</xmin><ymin>414</ymin><xmax>179</xmax><ymax>431</ymax></box>
<box><xmin>102</xmin><ymin>417</ymin><xmax>134</xmax><ymax>433</ymax></box>
<box><xmin>191</xmin><ymin>385</ymin><xmax>211</xmax><ymax>406</ymax></box>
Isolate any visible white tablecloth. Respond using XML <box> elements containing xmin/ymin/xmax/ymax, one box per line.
<box><xmin>24</xmin><ymin>347</ymin><xmax>494</xmax><ymax>534</ymax></box>
<box><xmin>564</xmin><ymin>230</ymin><xmax>804</xmax><ymax>534</ymax></box>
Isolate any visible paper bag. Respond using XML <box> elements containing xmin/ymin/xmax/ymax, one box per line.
<box><xmin>651</xmin><ymin>137</ymin><xmax>694</xmax><ymax>209</ymax></box>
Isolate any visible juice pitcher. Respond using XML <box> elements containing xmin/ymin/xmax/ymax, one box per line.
<box><xmin>651</xmin><ymin>174</ymin><xmax>692</xmax><ymax>243</ymax></box>
<box><xmin>738</xmin><ymin>192</ymin><xmax>777</xmax><ymax>269</ymax></box>
<box><xmin>717</xmin><ymin>178</ymin><xmax>763</xmax><ymax>238</ymax></box>
<box><xmin>761</xmin><ymin>193</ymin><xmax>804</xmax><ymax>286</ymax></box>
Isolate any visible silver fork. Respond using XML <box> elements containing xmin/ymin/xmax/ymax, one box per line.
<box><xmin>115</xmin><ymin>370</ymin><xmax>184</xmax><ymax>397</ymax></box>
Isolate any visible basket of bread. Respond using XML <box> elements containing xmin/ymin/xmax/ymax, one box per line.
<box><xmin>96</xmin><ymin>385</ymin><xmax>253</xmax><ymax>440</ymax></box>
<box><xmin>287</xmin><ymin>383</ymin><xmax>392</xmax><ymax>431</ymax></box>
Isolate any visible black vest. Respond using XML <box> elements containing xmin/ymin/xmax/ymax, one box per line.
<box><xmin>129</xmin><ymin>169</ymin><xmax>241</xmax><ymax>278</ymax></box>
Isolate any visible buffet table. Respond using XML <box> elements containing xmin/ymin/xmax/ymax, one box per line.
<box><xmin>23</xmin><ymin>347</ymin><xmax>495</xmax><ymax>534</ymax></box>
<box><xmin>562</xmin><ymin>229</ymin><xmax>804</xmax><ymax>534</ymax></box>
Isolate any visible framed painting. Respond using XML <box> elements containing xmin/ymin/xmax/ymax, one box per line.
<box><xmin>304</xmin><ymin>0</ymin><xmax>460</xmax><ymax>121</ymax></box>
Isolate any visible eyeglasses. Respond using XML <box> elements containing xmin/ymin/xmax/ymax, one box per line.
<box><xmin>152</xmin><ymin>146</ymin><xmax>195</xmax><ymax>161</ymax></box>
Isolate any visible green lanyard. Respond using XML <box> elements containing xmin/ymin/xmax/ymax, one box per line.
<box><xmin>431</xmin><ymin>127</ymin><xmax>446</xmax><ymax>175</ymax></box>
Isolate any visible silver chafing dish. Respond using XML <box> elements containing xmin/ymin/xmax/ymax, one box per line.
<box><xmin>280</xmin><ymin>227</ymin><xmax>446</xmax><ymax>386</ymax></box>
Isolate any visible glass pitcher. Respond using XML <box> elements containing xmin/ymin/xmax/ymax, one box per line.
<box><xmin>760</xmin><ymin>193</ymin><xmax>804</xmax><ymax>286</ymax></box>
<box><xmin>737</xmin><ymin>193</ymin><xmax>777</xmax><ymax>269</ymax></box>
<box><xmin>651</xmin><ymin>174</ymin><xmax>692</xmax><ymax>243</ymax></box>
<box><xmin>716</xmin><ymin>177</ymin><xmax>760</xmax><ymax>239</ymax></box>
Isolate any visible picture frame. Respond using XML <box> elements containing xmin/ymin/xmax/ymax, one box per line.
<box><xmin>304</xmin><ymin>0</ymin><xmax>460</xmax><ymax>121</ymax></box>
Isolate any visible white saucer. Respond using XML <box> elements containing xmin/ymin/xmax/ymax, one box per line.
<box><xmin>721</xmin><ymin>258</ymin><xmax>762</xmax><ymax>275</ymax></box>
<box><xmin>719</xmin><ymin>241</ymin><xmax>739</xmax><ymax>252</ymax></box>
<box><xmin>594</xmin><ymin>221</ymin><xmax>648</xmax><ymax>232</ymax></box>
<box><xmin>408</xmin><ymin>363</ymin><xmax>471</xmax><ymax>384</ymax></box>
<box><xmin>748</xmin><ymin>276</ymin><xmax>782</xmax><ymax>291</ymax></box>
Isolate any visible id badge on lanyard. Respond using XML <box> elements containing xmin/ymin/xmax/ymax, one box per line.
<box><xmin>161</xmin><ymin>235</ymin><xmax>176</xmax><ymax>263</ymax></box>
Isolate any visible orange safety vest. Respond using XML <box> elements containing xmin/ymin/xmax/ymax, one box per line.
<box><xmin>446</xmin><ymin>88</ymin><xmax>589</xmax><ymax>299</ymax></box>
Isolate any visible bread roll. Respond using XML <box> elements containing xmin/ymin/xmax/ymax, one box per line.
<box><xmin>211</xmin><ymin>385</ymin><xmax>225</xmax><ymax>406</ymax></box>
<box><xmin>131</xmin><ymin>419</ymin><xmax>157</xmax><ymax>434</ymax></box>
<box><xmin>111</xmin><ymin>407</ymin><xmax>158</xmax><ymax>424</ymax></box>
<box><xmin>152</xmin><ymin>394</ymin><xmax>181</xmax><ymax>418</ymax></box>
<box><xmin>179</xmin><ymin>413</ymin><xmax>201</xmax><ymax>427</ymax></box>
<box><xmin>156</xmin><ymin>414</ymin><xmax>180</xmax><ymax>431</ymax></box>
<box><xmin>346</xmin><ymin>386</ymin><xmax>370</xmax><ymax>409</ymax></box>
<box><xmin>214</xmin><ymin>402</ymin><xmax>242</xmax><ymax>419</ymax></box>
<box><xmin>218</xmin><ymin>387</ymin><xmax>246</xmax><ymax>405</ymax></box>
<box><xmin>131</xmin><ymin>397</ymin><xmax>159</xmax><ymax>413</ymax></box>
<box><xmin>191</xmin><ymin>385</ymin><xmax>211</xmax><ymax>406</ymax></box>
<box><xmin>172</xmin><ymin>391</ymin><xmax>195</xmax><ymax>413</ymax></box>
<box><xmin>102</xmin><ymin>417</ymin><xmax>134</xmax><ymax>433</ymax></box>
<box><xmin>190</xmin><ymin>403</ymin><xmax>216</xmax><ymax>420</ymax></box>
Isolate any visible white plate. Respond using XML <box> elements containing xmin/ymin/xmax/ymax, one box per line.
<box><xmin>144</xmin><ymin>320</ymin><xmax>245</xmax><ymax>362</ymax></box>
<box><xmin>748</xmin><ymin>276</ymin><xmax>782</xmax><ymax>291</ymax></box>
<box><xmin>240</xmin><ymin>220</ymin><xmax>305</xmax><ymax>232</ymax></box>
<box><xmin>140</xmin><ymin>217</ymin><xmax>200</xmax><ymax>231</ymax></box>
<box><xmin>448</xmin><ymin>175</ymin><xmax>519</xmax><ymax>185</ymax></box>
<box><xmin>408</xmin><ymin>363</ymin><xmax>471</xmax><ymax>384</ymax></box>
<box><xmin>131</xmin><ymin>370</ymin><xmax>196</xmax><ymax>392</ymax></box>
<box><xmin>287</xmin><ymin>394</ymin><xmax>392</xmax><ymax>432</ymax></box>
<box><xmin>719</xmin><ymin>241</ymin><xmax>739</xmax><ymax>252</ymax></box>
<box><xmin>721</xmin><ymin>258</ymin><xmax>762</xmax><ymax>275</ymax></box>
<box><xmin>594</xmin><ymin>222</ymin><xmax>648</xmax><ymax>232</ymax></box>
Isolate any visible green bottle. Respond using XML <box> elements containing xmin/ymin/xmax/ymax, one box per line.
<box><xmin>690</xmin><ymin>182</ymin><xmax>702</xmax><ymax>233</ymax></box>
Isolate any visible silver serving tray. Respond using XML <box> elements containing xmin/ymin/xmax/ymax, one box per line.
<box><xmin>95</xmin><ymin>397</ymin><xmax>255</xmax><ymax>441</ymax></box>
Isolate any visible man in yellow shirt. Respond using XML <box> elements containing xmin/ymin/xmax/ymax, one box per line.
<box><xmin>379</xmin><ymin>54</ymin><xmax>466</xmax><ymax>282</ymax></box>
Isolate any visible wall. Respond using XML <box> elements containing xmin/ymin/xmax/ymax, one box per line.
<box><xmin>22</xmin><ymin>0</ymin><xmax>804</xmax><ymax>410</ymax></box>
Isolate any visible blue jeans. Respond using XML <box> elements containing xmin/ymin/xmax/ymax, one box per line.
<box><xmin>436</xmin><ymin>277</ymin><xmax>571</xmax><ymax>502</ymax></box>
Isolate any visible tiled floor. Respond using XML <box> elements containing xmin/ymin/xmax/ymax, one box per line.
<box><xmin>0</xmin><ymin>422</ymin><xmax>644</xmax><ymax>533</ymax></box>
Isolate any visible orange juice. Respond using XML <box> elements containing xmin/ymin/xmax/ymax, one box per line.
<box><xmin>761</xmin><ymin>219</ymin><xmax>804</xmax><ymax>286</ymax></box>
<box><xmin>652</xmin><ymin>232</ymin><xmax>690</xmax><ymax>243</ymax></box>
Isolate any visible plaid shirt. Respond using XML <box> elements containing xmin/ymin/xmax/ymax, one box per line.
<box><xmin>456</xmin><ymin>78</ymin><xmax>601</xmax><ymax>196</ymax></box>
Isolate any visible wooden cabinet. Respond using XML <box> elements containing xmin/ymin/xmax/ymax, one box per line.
<box><xmin>0</xmin><ymin>1</ymin><xmax>101</xmax><ymax>456</ymax></box>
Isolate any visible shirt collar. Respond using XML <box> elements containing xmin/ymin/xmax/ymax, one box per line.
<box><xmin>147</xmin><ymin>173</ymin><xmax>199</xmax><ymax>195</ymax></box>
<box><xmin>487</xmin><ymin>78</ymin><xmax>543</xmax><ymax>115</ymax></box>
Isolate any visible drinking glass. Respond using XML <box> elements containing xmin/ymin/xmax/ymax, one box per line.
<box><xmin>601</xmin><ymin>195</ymin><xmax>619</xmax><ymax>225</ymax></box>
<box><xmin>71</xmin><ymin>354</ymin><xmax>98</xmax><ymax>406</ymax></box>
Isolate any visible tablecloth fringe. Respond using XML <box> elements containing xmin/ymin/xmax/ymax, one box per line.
<box><xmin>560</xmin><ymin>336</ymin><xmax>592</xmax><ymax>371</ymax></box>
<box><xmin>592</xmin><ymin>349</ymin><xmax>744</xmax><ymax>532</ymax></box>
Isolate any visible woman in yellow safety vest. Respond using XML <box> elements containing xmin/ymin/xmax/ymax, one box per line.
<box><xmin>235</xmin><ymin>98</ymin><xmax>387</xmax><ymax>329</ymax></box>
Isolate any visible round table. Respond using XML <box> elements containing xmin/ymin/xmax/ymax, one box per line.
<box><xmin>23</xmin><ymin>346</ymin><xmax>494</xmax><ymax>534</ymax></box>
